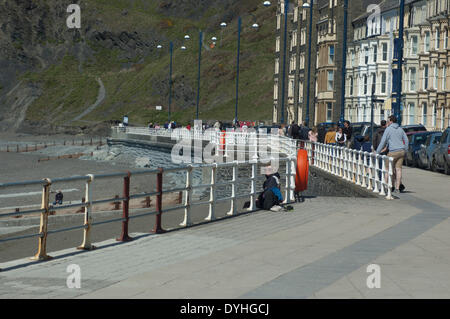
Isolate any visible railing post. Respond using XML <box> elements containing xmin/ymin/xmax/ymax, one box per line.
<box><xmin>227</xmin><ymin>161</ymin><xmax>238</xmax><ymax>216</ymax></box>
<box><xmin>152</xmin><ymin>168</ymin><xmax>166</xmax><ymax>233</ymax></box>
<box><xmin>181</xmin><ymin>165</ymin><xmax>193</xmax><ymax>227</ymax></box>
<box><xmin>31</xmin><ymin>178</ymin><xmax>52</xmax><ymax>261</ymax></box>
<box><xmin>78</xmin><ymin>174</ymin><xmax>96</xmax><ymax>250</ymax></box>
<box><xmin>118</xmin><ymin>172</ymin><xmax>133</xmax><ymax>241</ymax></box>
<box><xmin>367</xmin><ymin>153</ymin><xmax>373</xmax><ymax>190</ymax></box>
<box><xmin>361</xmin><ymin>152</ymin><xmax>367</xmax><ymax>188</ymax></box>
<box><xmin>379</xmin><ymin>155</ymin><xmax>387</xmax><ymax>196</ymax></box>
<box><xmin>205</xmin><ymin>164</ymin><xmax>217</xmax><ymax>221</ymax></box>
<box><xmin>248</xmin><ymin>160</ymin><xmax>257</xmax><ymax>211</ymax></box>
<box><xmin>386</xmin><ymin>157</ymin><xmax>394</xmax><ymax>200</ymax></box>
<box><xmin>373</xmin><ymin>154</ymin><xmax>380</xmax><ymax>193</ymax></box>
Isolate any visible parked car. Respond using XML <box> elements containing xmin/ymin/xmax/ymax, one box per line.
<box><xmin>431</xmin><ymin>127</ymin><xmax>450</xmax><ymax>175</ymax></box>
<box><xmin>350</xmin><ymin>122</ymin><xmax>381</xmax><ymax>148</ymax></box>
<box><xmin>417</xmin><ymin>132</ymin><xmax>442</xmax><ymax>170</ymax></box>
<box><xmin>317</xmin><ymin>122</ymin><xmax>337</xmax><ymax>130</ymax></box>
<box><xmin>405</xmin><ymin>131</ymin><xmax>434</xmax><ymax>167</ymax></box>
<box><xmin>401</xmin><ymin>124</ymin><xmax>427</xmax><ymax>134</ymax></box>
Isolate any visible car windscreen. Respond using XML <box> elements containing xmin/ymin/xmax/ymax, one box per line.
<box><xmin>352</xmin><ymin>126</ymin><xmax>364</xmax><ymax>136</ymax></box>
<box><xmin>414</xmin><ymin>135</ymin><xmax>428</xmax><ymax>145</ymax></box>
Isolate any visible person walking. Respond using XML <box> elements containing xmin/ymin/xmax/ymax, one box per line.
<box><xmin>376</xmin><ymin>115</ymin><xmax>408</xmax><ymax>194</ymax></box>
<box><xmin>299</xmin><ymin>121</ymin><xmax>310</xmax><ymax>141</ymax></box>
<box><xmin>318</xmin><ymin>125</ymin><xmax>326</xmax><ymax>144</ymax></box>
<box><xmin>343</xmin><ymin>121</ymin><xmax>353</xmax><ymax>148</ymax></box>
<box><xmin>308</xmin><ymin>127</ymin><xmax>318</xmax><ymax>142</ymax></box>
<box><xmin>373</xmin><ymin>120</ymin><xmax>387</xmax><ymax>152</ymax></box>
<box><xmin>335</xmin><ymin>127</ymin><xmax>347</xmax><ymax>147</ymax></box>
<box><xmin>324</xmin><ymin>127</ymin><xmax>337</xmax><ymax>145</ymax></box>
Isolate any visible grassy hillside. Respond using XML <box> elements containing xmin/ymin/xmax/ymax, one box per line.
<box><xmin>22</xmin><ymin>0</ymin><xmax>276</xmax><ymax>128</ymax></box>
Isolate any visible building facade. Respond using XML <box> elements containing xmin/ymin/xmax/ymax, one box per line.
<box><xmin>274</xmin><ymin>0</ymin><xmax>374</xmax><ymax>126</ymax></box>
<box><xmin>344</xmin><ymin>0</ymin><xmax>450</xmax><ymax>130</ymax></box>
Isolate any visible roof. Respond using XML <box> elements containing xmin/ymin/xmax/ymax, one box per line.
<box><xmin>352</xmin><ymin>0</ymin><xmax>420</xmax><ymax>24</ymax></box>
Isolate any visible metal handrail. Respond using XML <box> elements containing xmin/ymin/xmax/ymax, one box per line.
<box><xmin>0</xmin><ymin>156</ymin><xmax>296</xmax><ymax>261</ymax></box>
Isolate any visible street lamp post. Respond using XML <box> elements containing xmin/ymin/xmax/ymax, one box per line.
<box><xmin>196</xmin><ymin>31</ymin><xmax>203</xmax><ymax>120</ymax></box>
<box><xmin>235</xmin><ymin>17</ymin><xmax>242</xmax><ymax>124</ymax></box>
<box><xmin>394</xmin><ymin>0</ymin><xmax>405</xmax><ymax>126</ymax></box>
<box><xmin>168</xmin><ymin>41</ymin><xmax>173</xmax><ymax>123</ymax></box>
<box><xmin>340</xmin><ymin>0</ymin><xmax>349</xmax><ymax>124</ymax></box>
<box><xmin>234</xmin><ymin>2</ymin><xmax>269</xmax><ymax>125</ymax></box>
<box><xmin>303</xmin><ymin>0</ymin><xmax>313</xmax><ymax>127</ymax></box>
<box><xmin>280</xmin><ymin>0</ymin><xmax>289</xmax><ymax>125</ymax></box>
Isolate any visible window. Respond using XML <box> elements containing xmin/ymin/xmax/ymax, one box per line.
<box><xmin>276</xmin><ymin>37</ymin><xmax>280</xmax><ymax>52</ymax></box>
<box><xmin>422</xmin><ymin>102</ymin><xmax>427</xmax><ymax>125</ymax></box>
<box><xmin>382</xmin><ymin>43</ymin><xmax>388</xmax><ymax>61</ymax></box>
<box><xmin>274</xmin><ymin>81</ymin><xmax>278</xmax><ymax>100</ymax></box>
<box><xmin>434</xmin><ymin>64</ymin><xmax>438</xmax><ymax>89</ymax></box>
<box><xmin>424</xmin><ymin>31</ymin><xmax>430</xmax><ymax>52</ymax></box>
<box><xmin>364</xmin><ymin>47</ymin><xmax>369</xmax><ymax>64</ymax></box>
<box><xmin>329</xmin><ymin>45</ymin><xmax>335</xmax><ymax>64</ymax></box>
<box><xmin>362</xmin><ymin>104</ymin><xmax>367</xmax><ymax>121</ymax></box>
<box><xmin>381</xmin><ymin>72</ymin><xmax>387</xmax><ymax>93</ymax></box>
<box><xmin>288</xmin><ymin>79</ymin><xmax>294</xmax><ymax>98</ymax></box>
<box><xmin>432</xmin><ymin>103</ymin><xmax>437</xmax><ymax>127</ymax></box>
<box><xmin>298</xmin><ymin>81</ymin><xmax>303</xmax><ymax>102</ymax></box>
<box><xmin>350</xmin><ymin>76</ymin><xmax>353</xmax><ymax>96</ymax></box>
<box><xmin>410</xmin><ymin>68</ymin><xmax>416</xmax><ymax>91</ymax></box>
<box><xmin>435</xmin><ymin>28</ymin><xmax>440</xmax><ymax>49</ymax></box>
<box><xmin>275</xmin><ymin>58</ymin><xmax>279</xmax><ymax>74</ymax></box>
<box><xmin>328</xmin><ymin>71</ymin><xmax>334</xmax><ymax>91</ymax></box>
<box><xmin>373</xmin><ymin>45</ymin><xmax>377</xmax><ymax>63</ymax></box>
<box><xmin>424</xmin><ymin>64</ymin><xmax>429</xmax><ymax>89</ymax></box>
<box><xmin>363</xmin><ymin>75</ymin><xmax>368</xmax><ymax>95</ymax></box>
<box><xmin>408</xmin><ymin>103</ymin><xmax>415</xmax><ymax>125</ymax></box>
<box><xmin>443</xmin><ymin>65</ymin><xmax>447</xmax><ymax>91</ymax></box>
<box><xmin>326</xmin><ymin>103</ymin><xmax>333</xmax><ymax>121</ymax></box>
<box><xmin>351</xmin><ymin>51</ymin><xmax>355</xmax><ymax>67</ymax></box>
<box><xmin>445</xmin><ymin>29</ymin><xmax>448</xmax><ymax>49</ymax></box>
<box><xmin>411</xmin><ymin>36</ymin><xmax>418</xmax><ymax>55</ymax></box>
<box><xmin>371</xmin><ymin>73</ymin><xmax>376</xmax><ymax>94</ymax></box>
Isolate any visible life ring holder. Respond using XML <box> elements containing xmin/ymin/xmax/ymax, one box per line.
<box><xmin>295</xmin><ymin>149</ymin><xmax>309</xmax><ymax>193</ymax></box>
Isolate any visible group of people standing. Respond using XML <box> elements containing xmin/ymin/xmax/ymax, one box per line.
<box><xmin>285</xmin><ymin>121</ymin><xmax>353</xmax><ymax>148</ymax></box>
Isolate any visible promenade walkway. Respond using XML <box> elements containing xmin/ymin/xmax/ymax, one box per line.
<box><xmin>0</xmin><ymin>166</ymin><xmax>449</xmax><ymax>299</ymax></box>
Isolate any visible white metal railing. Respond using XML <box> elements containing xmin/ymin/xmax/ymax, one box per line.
<box><xmin>0</xmin><ymin>157</ymin><xmax>297</xmax><ymax>260</ymax></box>
<box><xmin>113</xmin><ymin>126</ymin><xmax>296</xmax><ymax>157</ymax></box>
<box><xmin>301</xmin><ymin>141</ymin><xmax>394</xmax><ymax>200</ymax></box>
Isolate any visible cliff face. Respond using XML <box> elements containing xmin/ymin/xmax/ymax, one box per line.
<box><xmin>0</xmin><ymin>0</ymin><xmax>274</xmax><ymax>134</ymax></box>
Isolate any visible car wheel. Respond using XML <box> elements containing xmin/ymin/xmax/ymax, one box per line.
<box><xmin>431</xmin><ymin>158</ymin><xmax>438</xmax><ymax>172</ymax></box>
<box><xmin>445</xmin><ymin>162</ymin><xmax>450</xmax><ymax>175</ymax></box>
<box><xmin>412</xmin><ymin>157</ymin><xmax>417</xmax><ymax>168</ymax></box>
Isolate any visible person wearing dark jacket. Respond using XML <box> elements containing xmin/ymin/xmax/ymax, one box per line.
<box><xmin>256</xmin><ymin>168</ymin><xmax>283</xmax><ymax>211</ymax></box>
<box><xmin>53</xmin><ymin>190</ymin><xmax>63</xmax><ymax>205</ymax></box>
<box><xmin>343</xmin><ymin>121</ymin><xmax>353</xmax><ymax>147</ymax></box>
<box><xmin>318</xmin><ymin>125</ymin><xmax>326</xmax><ymax>144</ymax></box>
<box><xmin>373</xmin><ymin>120</ymin><xmax>387</xmax><ymax>154</ymax></box>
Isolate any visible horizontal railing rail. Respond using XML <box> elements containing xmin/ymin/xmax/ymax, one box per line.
<box><xmin>298</xmin><ymin>140</ymin><xmax>394</xmax><ymax>200</ymax></box>
<box><xmin>0</xmin><ymin>157</ymin><xmax>297</xmax><ymax>261</ymax></box>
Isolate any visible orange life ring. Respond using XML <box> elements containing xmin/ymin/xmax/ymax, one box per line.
<box><xmin>220</xmin><ymin>131</ymin><xmax>226</xmax><ymax>150</ymax></box>
<box><xmin>295</xmin><ymin>149</ymin><xmax>309</xmax><ymax>192</ymax></box>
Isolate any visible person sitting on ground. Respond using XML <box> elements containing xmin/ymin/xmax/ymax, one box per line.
<box><xmin>53</xmin><ymin>190</ymin><xmax>63</xmax><ymax>205</ymax></box>
<box><xmin>324</xmin><ymin>127</ymin><xmax>337</xmax><ymax>144</ymax></box>
<box><xmin>255</xmin><ymin>166</ymin><xmax>283</xmax><ymax>211</ymax></box>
